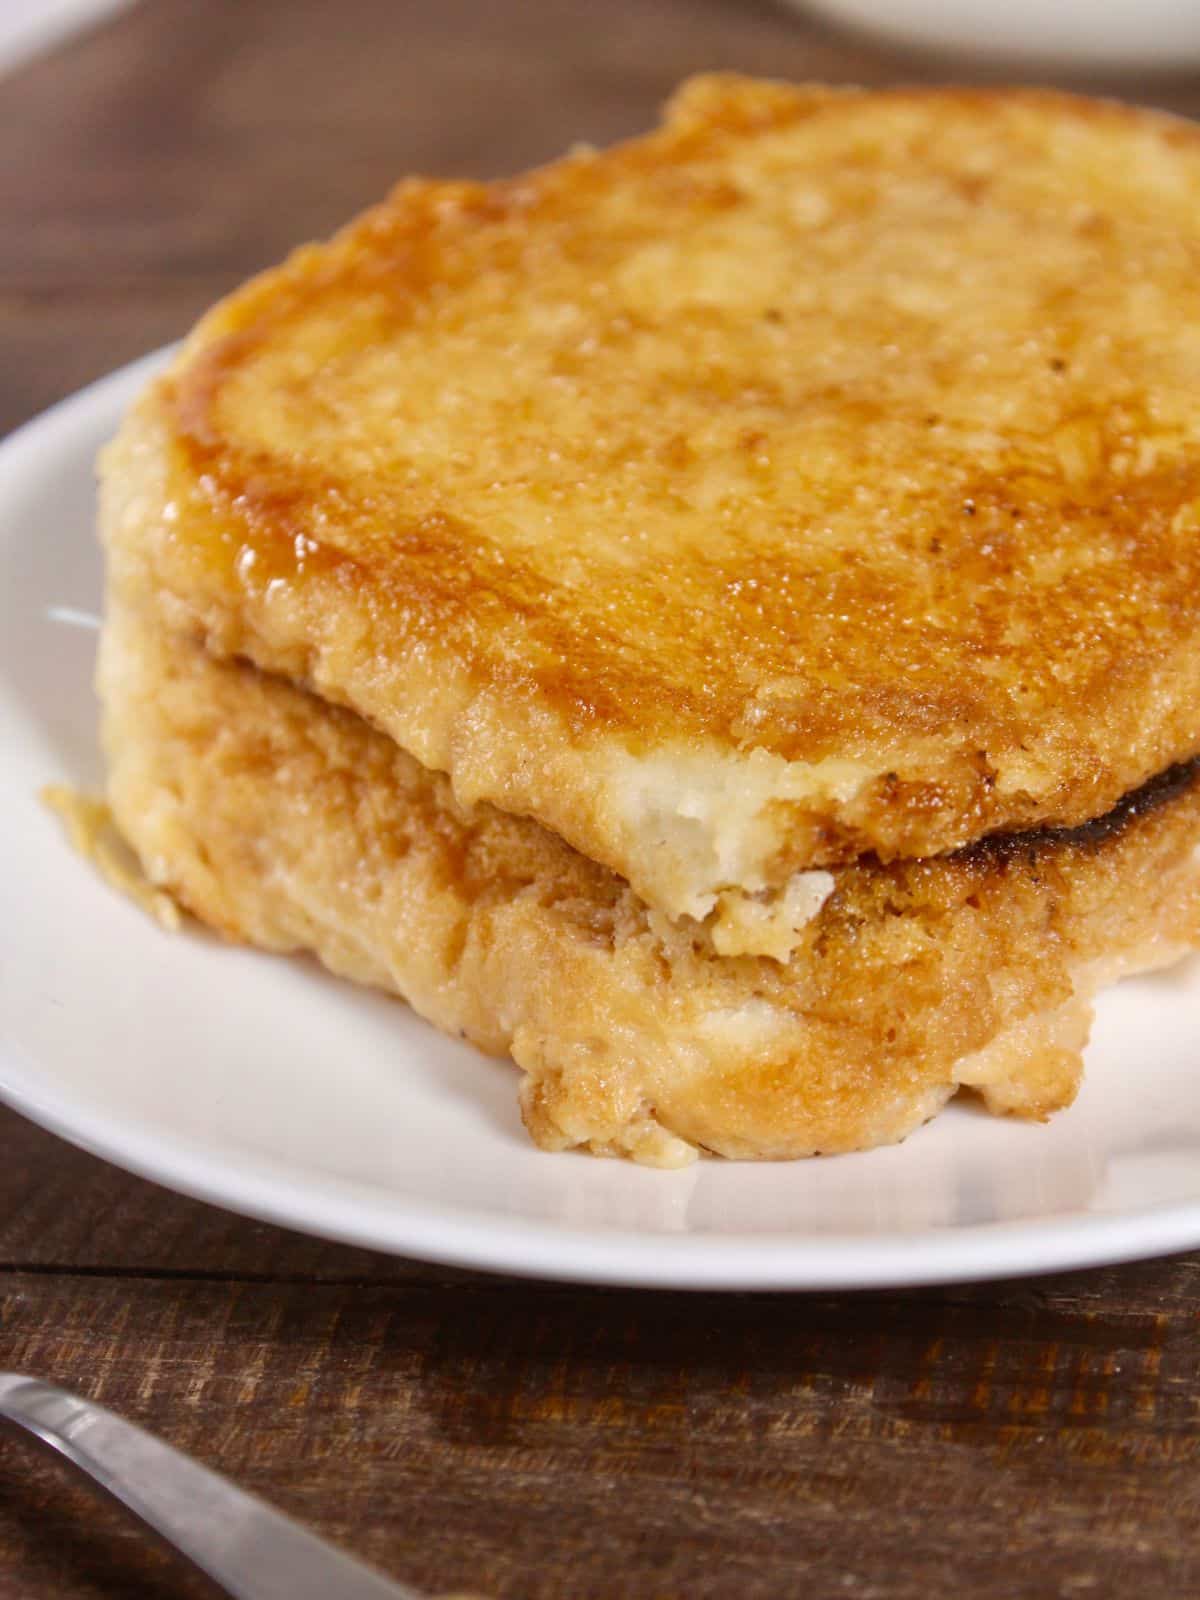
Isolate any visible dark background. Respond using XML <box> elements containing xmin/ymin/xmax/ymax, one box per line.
<box><xmin>1</xmin><ymin>3</ymin><xmax>1199</xmax><ymax>1596</ymax></box>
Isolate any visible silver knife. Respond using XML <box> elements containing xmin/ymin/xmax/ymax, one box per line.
<box><xmin>0</xmin><ymin>1372</ymin><xmax>428</xmax><ymax>1599</ymax></box>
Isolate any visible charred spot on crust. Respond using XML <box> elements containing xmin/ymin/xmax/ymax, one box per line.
<box><xmin>958</xmin><ymin>756</ymin><xmax>1200</xmax><ymax>867</ymax></box>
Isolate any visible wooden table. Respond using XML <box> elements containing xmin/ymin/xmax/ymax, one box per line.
<box><xmin>2</xmin><ymin>4</ymin><xmax>1199</xmax><ymax>1595</ymax></box>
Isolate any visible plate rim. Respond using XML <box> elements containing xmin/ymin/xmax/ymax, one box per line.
<box><xmin>5</xmin><ymin>1046</ymin><xmax>1200</xmax><ymax>1290</ymax></box>
<box><xmin>3</xmin><ymin>349</ymin><xmax>1200</xmax><ymax>1292</ymax></box>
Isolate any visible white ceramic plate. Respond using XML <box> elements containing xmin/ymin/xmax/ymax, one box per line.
<box><xmin>3</xmin><ymin>351</ymin><xmax>1200</xmax><ymax>1291</ymax></box>
<box><xmin>786</xmin><ymin>0</ymin><xmax>1200</xmax><ymax>68</ymax></box>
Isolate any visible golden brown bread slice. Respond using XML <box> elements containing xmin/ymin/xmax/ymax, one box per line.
<box><xmin>98</xmin><ymin>594</ymin><xmax>1200</xmax><ymax>1165</ymax></box>
<box><xmin>100</xmin><ymin>76</ymin><xmax>1200</xmax><ymax>950</ymax></box>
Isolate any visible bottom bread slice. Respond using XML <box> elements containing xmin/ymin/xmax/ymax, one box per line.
<box><xmin>98</xmin><ymin>598</ymin><xmax>1200</xmax><ymax>1166</ymax></box>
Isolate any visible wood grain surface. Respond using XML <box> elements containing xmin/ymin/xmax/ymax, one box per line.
<box><xmin>2</xmin><ymin>4</ymin><xmax>1200</xmax><ymax>1596</ymax></box>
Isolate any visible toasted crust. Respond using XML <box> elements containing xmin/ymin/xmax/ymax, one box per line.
<box><xmin>99</xmin><ymin>77</ymin><xmax>1200</xmax><ymax>926</ymax></box>
<box><xmin>98</xmin><ymin>596</ymin><xmax>1200</xmax><ymax>1164</ymax></box>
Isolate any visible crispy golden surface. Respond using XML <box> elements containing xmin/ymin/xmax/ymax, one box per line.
<box><xmin>102</xmin><ymin>76</ymin><xmax>1200</xmax><ymax>924</ymax></box>
<box><xmin>99</xmin><ymin>597</ymin><xmax>1200</xmax><ymax>1164</ymax></box>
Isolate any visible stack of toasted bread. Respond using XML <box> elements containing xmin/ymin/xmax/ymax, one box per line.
<box><xmin>98</xmin><ymin>76</ymin><xmax>1200</xmax><ymax>1163</ymax></box>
